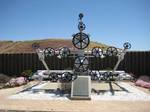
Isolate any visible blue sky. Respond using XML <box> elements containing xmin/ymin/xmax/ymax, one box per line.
<box><xmin>0</xmin><ymin>0</ymin><xmax>150</xmax><ymax>50</ymax></box>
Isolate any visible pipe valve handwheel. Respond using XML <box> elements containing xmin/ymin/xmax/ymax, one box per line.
<box><xmin>59</xmin><ymin>47</ymin><xmax>70</xmax><ymax>58</ymax></box>
<box><xmin>78</xmin><ymin>22</ymin><xmax>86</xmax><ymax>31</ymax></box>
<box><xmin>60</xmin><ymin>72</ymin><xmax>73</xmax><ymax>82</ymax></box>
<box><xmin>106</xmin><ymin>46</ymin><xmax>118</xmax><ymax>56</ymax></box>
<box><xmin>74</xmin><ymin>56</ymin><xmax>89</xmax><ymax>72</ymax></box>
<box><xmin>49</xmin><ymin>72</ymin><xmax>58</xmax><ymax>82</ymax></box>
<box><xmin>44</xmin><ymin>47</ymin><xmax>55</xmax><ymax>57</ymax></box>
<box><xmin>123</xmin><ymin>42</ymin><xmax>131</xmax><ymax>49</ymax></box>
<box><xmin>92</xmin><ymin>47</ymin><xmax>103</xmax><ymax>57</ymax></box>
<box><xmin>72</xmin><ymin>33</ymin><xmax>90</xmax><ymax>49</ymax></box>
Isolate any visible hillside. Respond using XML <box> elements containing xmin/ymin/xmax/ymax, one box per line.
<box><xmin>0</xmin><ymin>39</ymin><xmax>108</xmax><ymax>53</ymax></box>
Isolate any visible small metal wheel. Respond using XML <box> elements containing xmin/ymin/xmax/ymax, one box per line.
<box><xmin>123</xmin><ymin>42</ymin><xmax>131</xmax><ymax>49</ymax></box>
<box><xmin>44</xmin><ymin>47</ymin><xmax>55</xmax><ymax>57</ymax></box>
<box><xmin>78</xmin><ymin>22</ymin><xmax>86</xmax><ymax>31</ymax></box>
<box><xmin>92</xmin><ymin>47</ymin><xmax>103</xmax><ymax>57</ymax></box>
<box><xmin>90</xmin><ymin>71</ymin><xmax>99</xmax><ymax>81</ymax></box>
<box><xmin>97</xmin><ymin>71</ymin><xmax>103</xmax><ymax>81</ymax></box>
<box><xmin>72</xmin><ymin>73</ymin><xmax>78</xmax><ymax>81</ymax></box>
<box><xmin>58</xmin><ymin>47</ymin><xmax>70</xmax><ymax>58</ymax></box>
<box><xmin>49</xmin><ymin>72</ymin><xmax>58</xmax><ymax>82</ymax></box>
<box><xmin>32</xmin><ymin>43</ymin><xmax>40</xmax><ymax>49</ymax></box>
<box><xmin>79</xmin><ymin>13</ymin><xmax>84</xmax><ymax>20</ymax></box>
<box><xmin>60</xmin><ymin>72</ymin><xmax>73</xmax><ymax>82</ymax></box>
<box><xmin>72</xmin><ymin>32</ymin><xmax>90</xmax><ymax>49</ymax></box>
<box><xmin>74</xmin><ymin>56</ymin><xmax>89</xmax><ymax>72</ymax></box>
<box><xmin>102</xmin><ymin>72</ymin><xmax>113</xmax><ymax>81</ymax></box>
<box><xmin>106</xmin><ymin>47</ymin><xmax>118</xmax><ymax>56</ymax></box>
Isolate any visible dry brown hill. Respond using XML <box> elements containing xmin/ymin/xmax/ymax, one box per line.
<box><xmin>0</xmin><ymin>39</ymin><xmax>108</xmax><ymax>53</ymax></box>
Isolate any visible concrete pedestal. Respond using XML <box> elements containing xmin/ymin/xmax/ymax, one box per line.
<box><xmin>71</xmin><ymin>76</ymin><xmax>91</xmax><ymax>100</ymax></box>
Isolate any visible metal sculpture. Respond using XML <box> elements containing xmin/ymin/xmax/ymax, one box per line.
<box><xmin>32</xmin><ymin>13</ymin><xmax>131</xmax><ymax>83</ymax></box>
<box><xmin>72</xmin><ymin>13</ymin><xmax>90</xmax><ymax>50</ymax></box>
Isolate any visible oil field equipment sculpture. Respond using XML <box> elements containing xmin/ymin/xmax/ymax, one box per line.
<box><xmin>72</xmin><ymin>13</ymin><xmax>90</xmax><ymax>74</ymax></box>
<box><xmin>32</xmin><ymin>13</ymin><xmax>131</xmax><ymax>99</ymax></box>
<box><xmin>71</xmin><ymin>13</ymin><xmax>91</xmax><ymax>99</ymax></box>
<box><xmin>32</xmin><ymin>13</ymin><xmax>131</xmax><ymax>82</ymax></box>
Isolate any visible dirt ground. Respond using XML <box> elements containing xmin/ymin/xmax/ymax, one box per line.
<box><xmin>0</xmin><ymin>81</ymin><xmax>150</xmax><ymax>112</ymax></box>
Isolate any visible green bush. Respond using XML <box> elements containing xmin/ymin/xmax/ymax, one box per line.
<box><xmin>21</xmin><ymin>70</ymin><xmax>33</xmax><ymax>78</ymax></box>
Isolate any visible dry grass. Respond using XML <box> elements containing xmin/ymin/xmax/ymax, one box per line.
<box><xmin>0</xmin><ymin>39</ymin><xmax>108</xmax><ymax>53</ymax></box>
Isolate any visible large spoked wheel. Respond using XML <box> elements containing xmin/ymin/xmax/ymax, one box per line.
<box><xmin>106</xmin><ymin>47</ymin><xmax>118</xmax><ymax>56</ymax></box>
<box><xmin>123</xmin><ymin>42</ymin><xmax>131</xmax><ymax>49</ymax></box>
<box><xmin>49</xmin><ymin>72</ymin><xmax>58</xmax><ymax>82</ymax></box>
<box><xmin>44</xmin><ymin>47</ymin><xmax>55</xmax><ymax>57</ymax></box>
<box><xmin>32</xmin><ymin>43</ymin><xmax>40</xmax><ymax>49</ymax></box>
<box><xmin>92</xmin><ymin>47</ymin><xmax>103</xmax><ymax>57</ymax></box>
<box><xmin>72</xmin><ymin>32</ymin><xmax>90</xmax><ymax>49</ymax></box>
<box><xmin>74</xmin><ymin>56</ymin><xmax>89</xmax><ymax>72</ymax></box>
<box><xmin>59</xmin><ymin>47</ymin><xmax>70</xmax><ymax>58</ymax></box>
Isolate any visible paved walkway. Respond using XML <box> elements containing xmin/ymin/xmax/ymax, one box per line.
<box><xmin>0</xmin><ymin>81</ymin><xmax>150</xmax><ymax>112</ymax></box>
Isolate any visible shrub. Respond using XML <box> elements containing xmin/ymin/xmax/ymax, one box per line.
<box><xmin>21</xmin><ymin>70</ymin><xmax>33</xmax><ymax>78</ymax></box>
<box><xmin>0</xmin><ymin>73</ymin><xmax>11</xmax><ymax>83</ymax></box>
